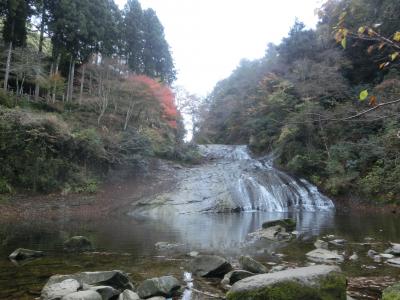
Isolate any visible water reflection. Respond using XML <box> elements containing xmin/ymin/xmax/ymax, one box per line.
<box><xmin>129</xmin><ymin>210</ymin><xmax>335</xmax><ymax>255</ymax></box>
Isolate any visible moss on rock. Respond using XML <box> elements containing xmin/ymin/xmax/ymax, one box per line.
<box><xmin>383</xmin><ymin>283</ymin><xmax>400</xmax><ymax>300</ymax></box>
<box><xmin>226</xmin><ymin>272</ymin><xmax>346</xmax><ymax>300</ymax></box>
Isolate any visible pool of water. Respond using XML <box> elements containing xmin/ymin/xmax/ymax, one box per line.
<box><xmin>1</xmin><ymin>210</ymin><xmax>400</xmax><ymax>299</ymax></box>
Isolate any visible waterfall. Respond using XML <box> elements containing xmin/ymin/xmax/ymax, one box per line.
<box><xmin>136</xmin><ymin>144</ymin><xmax>334</xmax><ymax>214</ymax></box>
<box><xmin>199</xmin><ymin>145</ymin><xmax>334</xmax><ymax>212</ymax></box>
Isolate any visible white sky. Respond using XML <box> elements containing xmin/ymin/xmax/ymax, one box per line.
<box><xmin>116</xmin><ymin>0</ymin><xmax>322</xmax><ymax>96</ymax></box>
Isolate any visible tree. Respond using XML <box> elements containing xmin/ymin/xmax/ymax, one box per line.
<box><xmin>123</xmin><ymin>0</ymin><xmax>144</xmax><ymax>74</ymax></box>
<box><xmin>1</xmin><ymin>0</ymin><xmax>32</xmax><ymax>90</ymax></box>
<box><xmin>142</xmin><ymin>8</ymin><xmax>176</xmax><ymax>84</ymax></box>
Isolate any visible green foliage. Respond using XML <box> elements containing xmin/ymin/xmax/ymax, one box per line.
<box><xmin>197</xmin><ymin>1</ymin><xmax>400</xmax><ymax>204</ymax></box>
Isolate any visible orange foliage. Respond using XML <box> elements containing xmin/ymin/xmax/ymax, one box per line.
<box><xmin>127</xmin><ymin>75</ymin><xmax>178</xmax><ymax>128</ymax></box>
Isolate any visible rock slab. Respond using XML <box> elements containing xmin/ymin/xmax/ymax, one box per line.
<box><xmin>137</xmin><ymin>276</ymin><xmax>180</xmax><ymax>298</ymax></box>
<box><xmin>190</xmin><ymin>255</ymin><xmax>232</xmax><ymax>277</ymax></box>
<box><xmin>239</xmin><ymin>256</ymin><xmax>268</xmax><ymax>274</ymax></box>
<box><xmin>306</xmin><ymin>248</ymin><xmax>344</xmax><ymax>263</ymax></box>
<box><xmin>226</xmin><ymin>265</ymin><xmax>346</xmax><ymax>300</ymax></box>
<box><xmin>61</xmin><ymin>290</ymin><xmax>102</xmax><ymax>300</ymax></box>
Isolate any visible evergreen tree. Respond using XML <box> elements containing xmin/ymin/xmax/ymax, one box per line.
<box><xmin>123</xmin><ymin>0</ymin><xmax>144</xmax><ymax>73</ymax></box>
<box><xmin>142</xmin><ymin>8</ymin><xmax>176</xmax><ymax>84</ymax></box>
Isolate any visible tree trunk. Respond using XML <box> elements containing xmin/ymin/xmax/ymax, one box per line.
<box><xmin>4</xmin><ymin>42</ymin><xmax>12</xmax><ymax>90</ymax></box>
<box><xmin>66</xmin><ymin>57</ymin><xmax>72</xmax><ymax>102</ymax></box>
<box><xmin>79</xmin><ymin>64</ymin><xmax>86</xmax><ymax>105</ymax></box>
<box><xmin>52</xmin><ymin>54</ymin><xmax>60</xmax><ymax>103</ymax></box>
<box><xmin>34</xmin><ymin>4</ymin><xmax>46</xmax><ymax>100</ymax></box>
<box><xmin>69</xmin><ymin>60</ymin><xmax>75</xmax><ymax>102</ymax></box>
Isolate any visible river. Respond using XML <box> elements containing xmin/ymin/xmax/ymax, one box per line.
<box><xmin>0</xmin><ymin>145</ymin><xmax>399</xmax><ymax>299</ymax></box>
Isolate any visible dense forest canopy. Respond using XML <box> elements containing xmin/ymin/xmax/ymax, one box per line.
<box><xmin>196</xmin><ymin>0</ymin><xmax>400</xmax><ymax>204</ymax></box>
<box><xmin>0</xmin><ymin>0</ymin><xmax>190</xmax><ymax>194</ymax></box>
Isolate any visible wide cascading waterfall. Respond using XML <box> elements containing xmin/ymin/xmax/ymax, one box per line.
<box><xmin>135</xmin><ymin>144</ymin><xmax>334</xmax><ymax>214</ymax></box>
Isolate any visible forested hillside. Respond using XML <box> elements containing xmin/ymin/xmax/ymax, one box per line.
<box><xmin>196</xmin><ymin>0</ymin><xmax>400</xmax><ymax>204</ymax></box>
<box><xmin>0</xmin><ymin>0</ymin><xmax>189</xmax><ymax>195</ymax></box>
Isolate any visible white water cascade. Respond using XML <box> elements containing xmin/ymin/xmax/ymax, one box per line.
<box><xmin>136</xmin><ymin>145</ymin><xmax>334</xmax><ymax>214</ymax></box>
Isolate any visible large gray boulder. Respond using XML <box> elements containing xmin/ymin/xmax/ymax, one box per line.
<box><xmin>306</xmin><ymin>248</ymin><xmax>344</xmax><ymax>264</ymax></box>
<box><xmin>118</xmin><ymin>290</ymin><xmax>140</xmax><ymax>300</ymax></box>
<box><xmin>64</xmin><ymin>236</ymin><xmax>93</xmax><ymax>252</ymax></box>
<box><xmin>226</xmin><ymin>265</ymin><xmax>346</xmax><ymax>300</ymax></box>
<box><xmin>90</xmin><ymin>286</ymin><xmax>119</xmax><ymax>300</ymax></box>
<box><xmin>314</xmin><ymin>239</ymin><xmax>329</xmax><ymax>250</ymax></box>
<box><xmin>239</xmin><ymin>256</ymin><xmax>268</xmax><ymax>274</ymax></box>
<box><xmin>137</xmin><ymin>276</ymin><xmax>180</xmax><ymax>299</ymax></box>
<box><xmin>190</xmin><ymin>255</ymin><xmax>232</xmax><ymax>277</ymax></box>
<box><xmin>41</xmin><ymin>271</ymin><xmax>133</xmax><ymax>300</ymax></box>
<box><xmin>41</xmin><ymin>279</ymin><xmax>80</xmax><ymax>300</ymax></box>
<box><xmin>249</xmin><ymin>225</ymin><xmax>292</xmax><ymax>241</ymax></box>
<box><xmin>9</xmin><ymin>248</ymin><xmax>44</xmax><ymax>260</ymax></box>
<box><xmin>61</xmin><ymin>290</ymin><xmax>102</xmax><ymax>300</ymax></box>
<box><xmin>222</xmin><ymin>270</ymin><xmax>254</xmax><ymax>286</ymax></box>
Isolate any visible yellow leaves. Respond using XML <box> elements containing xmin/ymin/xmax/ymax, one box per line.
<box><xmin>359</xmin><ymin>90</ymin><xmax>368</xmax><ymax>101</ymax></box>
<box><xmin>367</xmin><ymin>28</ymin><xmax>376</xmax><ymax>36</ymax></box>
<box><xmin>358</xmin><ymin>26</ymin><xmax>366</xmax><ymax>34</ymax></box>
<box><xmin>391</xmin><ymin>52</ymin><xmax>399</xmax><ymax>61</ymax></box>
<box><xmin>393</xmin><ymin>32</ymin><xmax>400</xmax><ymax>42</ymax></box>
<box><xmin>341</xmin><ymin>37</ymin><xmax>347</xmax><ymax>49</ymax></box>
<box><xmin>335</xmin><ymin>28</ymin><xmax>348</xmax><ymax>49</ymax></box>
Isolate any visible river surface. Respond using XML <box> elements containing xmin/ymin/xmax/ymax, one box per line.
<box><xmin>1</xmin><ymin>145</ymin><xmax>400</xmax><ymax>299</ymax></box>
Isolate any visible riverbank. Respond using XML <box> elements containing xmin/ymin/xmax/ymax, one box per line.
<box><xmin>0</xmin><ymin>158</ymin><xmax>180</xmax><ymax>222</ymax></box>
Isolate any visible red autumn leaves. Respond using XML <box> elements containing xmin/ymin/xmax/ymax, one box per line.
<box><xmin>128</xmin><ymin>75</ymin><xmax>179</xmax><ymax>129</ymax></box>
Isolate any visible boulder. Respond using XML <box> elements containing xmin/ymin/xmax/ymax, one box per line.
<box><xmin>147</xmin><ymin>297</ymin><xmax>166</xmax><ymax>300</ymax></box>
<box><xmin>64</xmin><ymin>236</ymin><xmax>93</xmax><ymax>252</ymax></box>
<box><xmin>329</xmin><ymin>239</ymin><xmax>347</xmax><ymax>247</ymax></box>
<box><xmin>41</xmin><ymin>279</ymin><xmax>80</xmax><ymax>300</ymax></box>
<box><xmin>118</xmin><ymin>290</ymin><xmax>140</xmax><ymax>300</ymax></box>
<box><xmin>41</xmin><ymin>270</ymin><xmax>133</xmax><ymax>300</ymax></box>
<box><xmin>367</xmin><ymin>249</ymin><xmax>378</xmax><ymax>258</ymax></box>
<box><xmin>262</xmin><ymin>218</ymin><xmax>296</xmax><ymax>231</ymax></box>
<box><xmin>137</xmin><ymin>276</ymin><xmax>180</xmax><ymax>299</ymax></box>
<box><xmin>387</xmin><ymin>257</ymin><xmax>400</xmax><ymax>267</ymax></box>
<box><xmin>222</xmin><ymin>270</ymin><xmax>254</xmax><ymax>286</ymax></box>
<box><xmin>190</xmin><ymin>255</ymin><xmax>232</xmax><ymax>277</ymax></box>
<box><xmin>61</xmin><ymin>291</ymin><xmax>102</xmax><ymax>300</ymax></box>
<box><xmin>314</xmin><ymin>240</ymin><xmax>329</xmax><ymax>250</ymax></box>
<box><xmin>382</xmin><ymin>283</ymin><xmax>400</xmax><ymax>300</ymax></box>
<box><xmin>385</xmin><ymin>243</ymin><xmax>400</xmax><ymax>256</ymax></box>
<box><xmin>226</xmin><ymin>265</ymin><xmax>346</xmax><ymax>300</ymax></box>
<box><xmin>239</xmin><ymin>256</ymin><xmax>268</xmax><ymax>274</ymax></box>
<box><xmin>306</xmin><ymin>248</ymin><xmax>344</xmax><ymax>264</ymax></box>
<box><xmin>90</xmin><ymin>286</ymin><xmax>119</xmax><ymax>300</ymax></box>
<box><xmin>381</xmin><ymin>253</ymin><xmax>395</xmax><ymax>259</ymax></box>
<box><xmin>9</xmin><ymin>248</ymin><xmax>44</xmax><ymax>260</ymax></box>
<box><xmin>249</xmin><ymin>225</ymin><xmax>291</xmax><ymax>241</ymax></box>
<box><xmin>349</xmin><ymin>253</ymin><xmax>358</xmax><ymax>261</ymax></box>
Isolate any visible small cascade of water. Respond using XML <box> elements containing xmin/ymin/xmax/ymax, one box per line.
<box><xmin>200</xmin><ymin>144</ymin><xmax>334</xmax><ymax>212</ymax></box>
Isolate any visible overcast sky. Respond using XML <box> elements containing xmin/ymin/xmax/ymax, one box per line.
<box><xmin>115</xmin><ymin>0</ymin><xmax>322</xmax><ymax>96</ymax></box>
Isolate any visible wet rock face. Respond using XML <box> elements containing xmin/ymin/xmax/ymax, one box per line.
<box><xmin>137</xmin><ymin>276</ymin><xmax>180</xmax><ymax>299</ymax></box>
<box><xmin>189</xmin><ymin>255</ymin><xmax>232</xmax><ymax>277</ymax></box>
<box><xmin>135</xmin><ymin>145</ymin><xmax>334</xmax><ymax>214</ymax></box>
<box><xmin>226</xmin><ymin>265</ymin><xmax>346</xmax><ymax>300</ymax></box>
